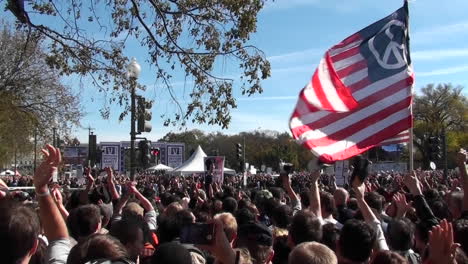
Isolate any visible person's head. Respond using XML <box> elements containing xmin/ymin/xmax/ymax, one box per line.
<box><xmin>176</xmin><ymin>209</ymin><xmax>196</xmax><ymax>226</ymax></box>
<box><xmin>272</xmin><ymin>204</ymin><xmax>292</xmax><ymax>229</ymax></box>
<box><xmin>288</xmin><ymin>242</ymin><xmax>337</xmax><ymax>264</ymax></box>
<box><xmin>453</xmin><ymin>218</ymin><xmax>468</xmax><ymax>255</ymax></box>
<box><xmin>387</xmin><ymin>218</ymin><xmax>415</xmax><ymax>251</ymax></box>
<box><xmin>110</xmin><ymin>215</ymin><xmax>147</xmax><ymax>260</ymax></box>
<box><xmin>163</xmin><ymin>202</ymin><xmax>183</xmax><ymax>217</ymax></box>
<box><xmin>321</xmin><ymin>192</ymin><xmax>337</xmax><ymax>218</ymax></box>
<box><xmin>429</xmin><ymin>199</ymin><xmax>450</xmax><ymax>220</ymax></box>
<box><xmin>364</xmin><ymin>192</ymin><xmax>384</xmax><ymax>213</ymax></box>
<box><xmin>321</xmin><ymin>223</ymin><xmax>340</xmax><ymax>252</ymax></box>
<box><xmin>236</xmin><ymin>223</ymin><xmax>274</xmax><ymax>264</ymax></box>
<box><xmin>235</xmin><ymin>208</ymin><xmax>257</xmax><ymax>226</ymax></box>
<box><xmin>160</xmin><ymin>193</ymin><xmax>180</xmax><ymax>208</ymax></box>
<box><xmin>338</xmin><ymin>219</ymin><xmax>376</xmax><ymax>263</ymax></box>
<box><xmin>448</xmin><ymin>192</ymin><xmax>464</xmax><ymax>220</ymax></box>
<box><xmin>414</xmin><ymin>219</ymin><xmax>438</xmax><ymax>254</ymax></box>
<box><xmin>288</xmin><ymin>210</ymin><xmax>322</xmax><ymax>247</ymax></box>
<box><xmin>151</xmin><ymin>242</ymin><xmax>192</xmax><ymax>264</ymax></box>
<box><xmin>67</xmin><ymin>204</ymin><xmax>102</xmax><ymax>240</ymax></box>
<box><xmin>269</xmin><ymin>187</ymin><xmax>285</xmax><ymax>202</ymax></box>
<box><xmin>213</xmin><ymin>199</ymin><xmax>223</xmax><ymax>214</ymax></box>
<box><xmin>334</xmin><ymin>188</ymin><xmax>349</xmax><ymax>207</ymax></box>
<box><xmin>205</xmin><ymin>158</ymin><xmax>215</xmax><ymax>172</ymax></box>
<box><xmin>0</xmin><ymin>200</ymin><xmax>40</xmax><ymax>264</ymax></box>
<box><xmin>223</xmin><ymin>197</ymin><xmax>238</xmax><ymax>214</ymax></box>
<box><xmin>369</xmin><ymin>250</ymin><xmax>408</xmax><ymax>264</ymax></box>
<box><xmin>214</xmin><ymin>212</ymin><xmax>238</xmax><ymax>243</ymax></box>
<box><xmin>123</xmin><ymin>202</ymin><xmax>144</xmax><ymax>218</ymax></box>
<box><xmin>99</xmin><ymin>203</ymin><xmax>113</xmax><ymax>229</ymax></box>
<box><xmin>67</xmin><ymin>234</ymin><xmax>129</xmax><ymax>264</ymax></box>
<box><xmin>157</xmin><ymin>214</ymin><xmax>180</xmax><ymax>244</ymax></box>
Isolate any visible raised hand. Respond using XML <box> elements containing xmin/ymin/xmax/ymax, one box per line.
<box><xmin>393</xmin><ymin>192</ymin><xmax>412</xmax><ymax>217</ymax></box>
<box><xmin>353</xmin><ymin>179</ymin><xmax>366</xmax><ymax>200</ymax></box>
<box><xmin>428</xmin><ymin>219</ymin><xmax>459</xmax><ymax>264</ymax></box>
<box><xmin>52</xmin><ymin>187</ymin><xmax>63</xmax><ymax>205</ymax></box>
<box><xmin>403</xmin><ymin>171</ymin><xmax>422</xmax><ymax>195</ymax></box>
<box><xmin>34</xmin><ymin>144</ymin><xmax>61</xmax><ymax>194</ymax></box>
<box><xmin>105</xmin><ymin>167</ymin><xmax>114</xmax><ymax>183</ymax></box>
<box><xmin>84</xmin><ymin>167</ymin><xmax>95</xmax><ymax>186</ymax></box>
<box><xmin>196</xmin><ymin>219</ymin><xmax>235</xmax><ymax>264</ymax></box>
<box><xmin>127</xmin><ymin>181</ymin><xmax>138</xmax><ymax>194</ymax></box>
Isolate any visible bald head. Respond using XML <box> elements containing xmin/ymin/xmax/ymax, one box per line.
<box><xmin>289</xmin><ymin>242</ymin><xmax>337</xmax><ymax>264</ymax></box>
<box><xmin>334</xmin><ymin>188</ymin><xmax>349</xmax><ymax>206</ymax></box>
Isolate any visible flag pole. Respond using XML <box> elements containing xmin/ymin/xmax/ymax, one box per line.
<box><xmin>404</xmin><ymin>0</ymin><xmax>414</xmax><ymax>172</ymax></box>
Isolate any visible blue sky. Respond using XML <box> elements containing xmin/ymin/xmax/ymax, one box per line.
<box><xmin>10</xmin><ymin>0</ymin><xmax>468</xmax><ymax>143</ymax></box>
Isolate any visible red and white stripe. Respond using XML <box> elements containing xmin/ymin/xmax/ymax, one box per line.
<box><xmin>378</xmin><ymin>131</ymin><xmax>410</xmax><ymax>146</ymax></box>
<box><xmin>290</xmin><ymin>36</ymin><xmax>414</xmax><ymax>163</ymax></box>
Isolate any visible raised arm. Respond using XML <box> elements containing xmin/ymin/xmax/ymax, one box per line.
<box><xmin>106</xmin><ymin>167</ymin><xmax>120</xmax><ymax>200</ymax></box>
<box><xmin>353</xmin><ymin>178</ymin><xmax>389</xmax><ymax>250</ymax></box>
<box><xmin>128</xmin><ymin>181</ymin><xmax>154</xmax><ymax>212</ymax></box>
<box><xmin>456</xmin><ymin>149</ymin><xmax>468</xmax><ymax>212</ymax></box>
<box><xmin>404</xmin><ymin>171</ymin><xmax>438</xmax><ymax>222</ymax></box>
<box><xmin>353</xmin><ymin>180</ymin><xmax>379</xmax><ymax>223</ymax></box>
<box><xmin>52</xmin><ymin>187</ymin><xmax>69</xmax><ymax>219</ymax></box>
<box><xmin>34</xmin><ymin>145</ymin><xmax>68</xmax><ymax>241</ymax></box>
<box><xmin>306</xmin><ymin>170</ymin><xmax>321</xmax><ymax>218</ymax></box>
<box><xmin>79</xmin><ymin>167</ymin><xmax>94</xmax><ymax>204</ymax></box>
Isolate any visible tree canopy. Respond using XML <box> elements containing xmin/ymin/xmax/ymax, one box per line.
<box><xmin>5</xmin><ymin>0</ymin><xmax>271</xmax><ymax>128</ymax></box>
<box><xmin>0</xmin><ymin>22</ymin><xmax>82</xmax><ymax>166</ymax></box>
<box><xmin>413</xmin><ymin>83</ymin><xmax>468</xmax><ymax>168</ymax></box>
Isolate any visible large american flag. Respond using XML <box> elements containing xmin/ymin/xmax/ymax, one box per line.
<box><xmin>290</xmin><ymin>3</ymin><xmax>413</xmax><ymax>163</ymax></box>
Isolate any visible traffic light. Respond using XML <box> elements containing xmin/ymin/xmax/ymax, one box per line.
<box><xmin>138</xmin><ymin>140</ymin><xmax>152</xmax><ymax>168</ymax></box>
<box><xmin>151</xmin><ymin>148</ymin><xmax>160</xmax><ymax>164</ymax></box>
<box><xmin>236</xmin><ymin>143</ymin><xmax>243</xmax><ymax>160</ymax></box>
<box><xmin>137</xmin><ymin>96</ymin><xmax>152</xmax><ymax>133</ymax></box>
<box><xmin>428</xmin><ymin>136</ymin><xmax>442</xmax><ymax>161</ymax></box>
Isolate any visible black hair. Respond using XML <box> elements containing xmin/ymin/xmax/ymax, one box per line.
<box><xmin>320</xmin><ymin>191</ymin><xmax>337</xmax><ymax>215</ymax></box>
<box><xmin>322</xmin><ymin>223</ymin><xmax>340</xmax><ymax>252</ymax></box>
<box><xmin>339</xmin><ymin>219</ymin><xmax>376</xmax><ymax>262</ymax></box>
<box><xmin>364</xmin><ymin>192</ymin><xmax>384</xmax><ymax>212</ymax></box>
<box><xmin>288</xmin><ymin>210</ymin><xmax>322</xmax><ymax>245</ymax></box>
<box><xmin>67</xmin><ymin>204</ymin><xmax>102</xmax><ymax>240</ymax></box>
<box><xmin>271</xmin><ymin>204</ymin><xmax>292</xmax><ymax>229</ymax></box>
<box><xmin>222</xmin><ymin>197</ymin><xmax>238</xmax><ymax>214</ymax></box>
<box><xmin>0</xmin><ymin>200</ymin><xmax>40</xmax><ymax>263</ymax></box>
<box><xmin>235</xmin><ymin>208</ymin><xmax>256</xmax><ymax>226</ymax></box>
<box><xmin>454</xmin><ymin>219</ymin><xmax>468</xmax><ymax>255</ymax></box>
<box><xmin>387</xmin><ymin>217</ymin><xmax>415</xmax><ymax>251</ymax></box>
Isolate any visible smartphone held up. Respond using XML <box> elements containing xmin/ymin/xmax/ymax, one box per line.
<box><xmin>180</xmin><ymin>223</ymin><xmax>215</xmax><ymax>245</ymax></box>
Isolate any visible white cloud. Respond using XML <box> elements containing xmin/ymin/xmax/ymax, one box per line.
<box><xmin>272</xmin><ymin>65</ymin><xmax>313</xmax><ymax>74</ymax></box>
<box><xmin>412</xmin><ymin>48</ymin><xmax>468</xmax><ymax>61</ymax></box>
<box><xmin>417</xmin><ymin>65</ymin><xmax>468</xmax><ymax>77</ymax></box>
<box><xmin>264</xmin><ymin>0</ymin><xmax>320</xmax><ymax>10</ymax></box>
<box><xmin>267</xmin><ymin>48</ymin><xmax>323</xmax><ymax>64</ymax></box>
<box><xmin>413</xmin><ymin>21</ymin><xmax>468</xmax><ymax>44</ymax></box>
<box><xmin>238</xmin><ymin>96</ymin><xmax>297</xmax><ymax>101</ymax></box>
<box><xmin>230</xmin><ymin>112</ymin><xmax>290</xmax><ymax>132</ymax></box>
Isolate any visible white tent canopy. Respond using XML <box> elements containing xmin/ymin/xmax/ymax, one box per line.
<box><xmin>173</xmin><ymin>145</ymin><xmax>235</xmax><ymax>175</ymax></box>
<box><xmin>0</xmin><ymin>170</ymin><xmax>15</xmax><ymax>176</ymax></box>
<box><xmin>147</xmin><ymin>164</ymin><xmax>174</xmax><ymax>171</ymax></box>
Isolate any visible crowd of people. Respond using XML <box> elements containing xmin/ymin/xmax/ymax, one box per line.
<box><xmin>1</xmin><ymin>144</ymin><xmax>468</xmax><ymax>264</ymax></box>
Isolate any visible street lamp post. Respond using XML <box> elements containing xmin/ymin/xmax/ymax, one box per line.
<box><xmin>127</xmin><ymin>58</ymin><xmax>141</xmax><ymax>181</ymax></box>
<box><xmin>52</xmin><ymin>127</ymin><xmax>56</xmax><ymax>147</ymax></box>
<box><xmin>33</xmin><ymin>128</ymin><xmax>37</xmax><ymax>173</ymax></box>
